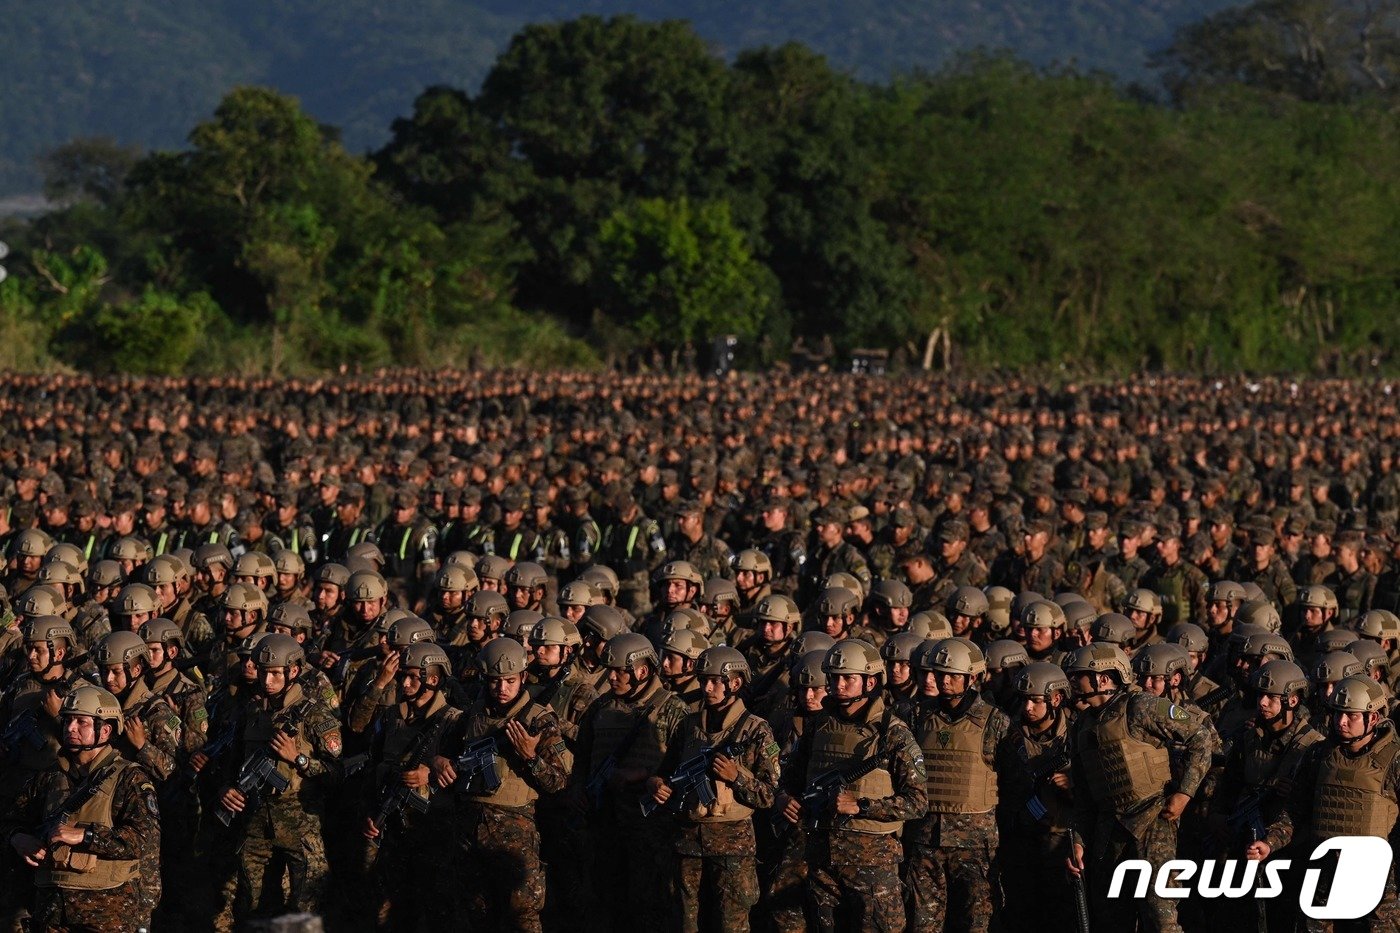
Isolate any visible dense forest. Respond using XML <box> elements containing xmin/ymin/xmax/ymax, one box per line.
<box><xmin>0</xmin><ymin>9</ymin><xmax>1397</xmax><ymax>375</ymax></box>
<box><xmin>0</xmin><ymin>0</ymin><xmax>1243</xmax><ymax>196</ymax></box>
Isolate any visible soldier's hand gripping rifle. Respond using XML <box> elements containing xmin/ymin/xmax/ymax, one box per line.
<box><xmin>452</xmin><ymin>736</ymin><xmax>502</xmax><ymax>795</ymax></box>
<box><xmin>216</xmin><ymin>703</ymin><xmax>312</xmax><ymax>826</ymax></box>
<box><xmin>1024</xmin><ymin>748</ymin><xmax>1072</xmax><ymax>822</ymax></box>
<box><xmin>800</xmin><ymin>754</ymin><xmax>882</xmax><ymax>832</ymax></box>
<box><xmin>368</xmin><ymin>718</ymin><xmax>445</xmax><ymax>849</ymax></box>
<box><xmin>640</xmin><ymin>737</ymin><xmax>750</xmax><ymax>818</ymax></box>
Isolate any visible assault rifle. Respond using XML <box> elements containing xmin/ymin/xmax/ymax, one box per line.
<box><xmin>1</xmin><ymin>709</ymin><xmax>43</xmax><ymax>759</ymax></box>
<box><xmin>1068</xmin><ymin>828</ymin><xmax>1091</xmax><ymax>933</ymax></box>
<box><xmin>640</xmin><ymin>738</ymin><xmax>749</xmax><ymax>818</ymax></box>
<box><xmin>36</xmin><ymin>763</ymin><xmax>119</xmax><ymax>844</ymax></box>
<box><xmin>1023</xmin><ymin>749</ymin><xmax>1072</xmax><ymax>822</ymax></box>
<box><xmin>452</xmin><ymin>737</ymin><xmax>502</xmax><ymax>795</ymax></box>
<box><xmin>800</xmin><ymin>754</ymin><xmax>882</xmax><ymax>831</ymax></box>
<box><xmin>215</xmin><ymin>703</ymin><xmax>312</xmax><ymax>826</ymax></box>
<box><xmin>368</xmin><ymin>719</ymin><xmax>445</xmax><ymax>848</ymax></box>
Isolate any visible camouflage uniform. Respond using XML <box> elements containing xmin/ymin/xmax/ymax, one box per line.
<box><xmin>365</xmin><ymin>693</ymin><xmax>461</xmax><ymax>931</ymax></box>
<box><xmin>1328</xmin><ymin>565</ymin><xmax>1376</xmax><ymax>624</ymax></box>
<box><xmin>929</xmin><ymin>552</ymin><xmax>989</xmax><ymax>607</ymax></box>
<box><xmin>0</xmin><ymin>746</ymin><xmax>162</xmax><ymax>933</ymax></box>
<box><xmin>994</xmin><ymin>707</ymin><xmax>1076</xmax><ymax>933</ymax></box>
<box><xmin>1070</xmin><ymin>688</ymin><xmax>1213</xmax><ymax>933</ymax></box>
<box><xmin>599</xmin><ymin>513</ymin><xmax>667</xmax><ymax>616</ymax></box>
<box><xmin>529</xmin><ymin>663</ymin><xmax>599</xmax><ymax>932</ymax></box>
<box><xmin>572</xmin><ymin>676</ymin><xmax>690</xmax><ymax>932</ymax></box>
<box><xmin>658</xmin><ymin>699</ymin><xmax>779</xmax><ymax>933</ymax></box>
<box><xmin>905</xmin><ymin>694</ymin><xmax>1011</xmax><ymax>933</ymax></box>
<box><xmin>782</xmin><ymin>695</ymin><xmax>928</xmax><ymax>932</ymax></box>
<box><xmin>1005</xmin><ymin>552</ymin><xmax>1065</xmax><ymax>598</ymax></box>
<box><xmin>799</xmin><ymin>542</ymin><xmax>873</xmax><ymax>607</ymax></box>
<box><xmin>1141</xmin><ymin>558</ymin><xmax>1209</xmax><ymax>631</ymax></box>
<box><xmin>1105</xmin><ymin>551</ymin><xmax>1151</xmax><ymax>594</ymax></box>
<box><xmin>668</xmin><ymin>532</ymin><xmax>736</xmax><ymax>583</ymax></box>
<box><xmin>442</xmin><ymin>688</ymin><xmax>570</xmax><ymax>933</ymax></box>
<box><xmin>1265</xmin><ymin>721</ymin><xmax>1400</xmax><ymax>931</ymax></box>
<box><xmin>219</xmin><ymin>681</ymin><xmax>342</xmax><ymax>929</ymax></box>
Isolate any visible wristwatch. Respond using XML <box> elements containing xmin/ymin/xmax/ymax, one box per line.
<box><xmin>294</xmin><ymin>754</ymin><xmax>310</xmax><ymax>772</ymax></box>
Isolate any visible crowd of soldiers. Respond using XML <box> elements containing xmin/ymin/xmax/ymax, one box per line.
<box><xmin>2</xmin><ymin>370</ymin><xmax>1400</xmax><ymax>932</ymax></box>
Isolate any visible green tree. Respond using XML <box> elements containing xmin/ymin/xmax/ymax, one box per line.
<box><xmin>594</xmin><ymin>197</ymin><xmax>774</xmax><ymax>348</ymax></box>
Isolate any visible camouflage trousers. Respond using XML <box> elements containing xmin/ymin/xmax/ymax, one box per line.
<box><xmin>904</xmin><ymin>842</ymin><xmax>997</xmax><ymax>933</ymax></box>
<box><xmin>456</xmin><ymin>803</ymin><xmax>545</xmax><ymax>933</ymax></box>
<box><xmin>32</xmin><ymin>882</ymin><xmax>149</xmax><ymax>933</ymax></box>
<box><xmin>1088</xmin><ymin>809</ymin><xmax>1180</xmax><ymax>933</ymax></box>
<box><xmin>233</xmin><ymin>802</ymin><xmax>329</xmax><ymax>925</ymax></box>
<box><xmin>765</xmin><ymin>826</ymin><xmax>811</xmax><ymax>933</ymax></box>
<box><xmin>672</xmin><ymin>819</ymin><xmax>760</xmax><ymax>932</ymax></box>
<box><xmin>807</xmin><ymin>833</ymin><xmax>907</xmax><ymax>933</ymax></box>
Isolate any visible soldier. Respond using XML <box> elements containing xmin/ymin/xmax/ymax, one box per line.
<box><xmin>93</xmin><ymin>631</ymin><xmax>182</xmax><ymax>785</ymax></box>
<box><xmin>324</xmin><ymin>482</ymin><xmax>375</xmax><ymax>562</ymax></box>
<box><xmin>765</xmin><ymin>649</ymin><xmax>829</xmax><ymax>933</ymax></box>
<box><xmin>995</xmin><ymin>661</ymin><xmax>1076</xmax><ymax>932</ymax></box>
<box><xmin>2</xmin><ymin>684</ymin><xmax>162</xmax><ymax>932</ymax></box>
<box><xmin>647</xmin><ymin>647</ymin><xmax>779</xmax><ymax>933</ymax></box>
<box><xmin>776</xmin><ymin>640</ymin><xmax>928</xmax><ymax>932</ymax></box>
<box><xmin>570</xmin><ymin>632</ymin><xmax>690</xmax><ymax>931</ymax></box>
<box><xmin>559</xmin><ymin>486</ymin><xmax>599</xmax><ymax>574</ymax></box>
<box><xmin>732</xmin><ymin>549</ymin><xmax>774</xmax><ymax>615</ymax></box>
<box><xmin>373</xmin><ymin>485</ymin><xmax>439</xmax><ymax>604</ymax></box>
<box><xmin>6</xmin><ymin>528</ymin><xmax>53</xmax><ymax>600</ymax></box>
<box><xmin>1141</xmin><ymin>523</ymin><xmax>1209</xmax><ymax>630</ymax></box>
<box><xmin>361</xmin><ymin>641</ymin><xmax>459</xmax><ymax>930</ymax></box>
<box><xmin>1021</xmin><ymin>599</ymin><xmax>1068</xmax><ymax>665</ymax></box>
<box><xmin>1248</xmin><ymin>676</ymin><xmax>1400</xmax><ymax>928</ymax></box>
<box><xmin>526</xmin><ymin>617</ymin><xmax>598</xmax><ymax>931</ymax></box>
<box><xmin>903</xmin><ymin>637</ymin><xmax>1009</xmax><ymax>933</ymax></box>
<box><xmin>813</xmin><ymin>586</ymin><xmax>871</xmax><ymax>645</ymax></box>
<box><xmin>929</xmin><ymin>520</ymin><xmax>989</xmax><ymax>607</ymax></box>
<box><xmin>1327</xmin><ymin>532</ymin><xmax>1376</xmax><ymax>624</ymax></box>
<box><xmin>1122</xmin><ymin>588</ymin><xmax>1165</xmax><ymax>651</ymax></box>
<box><xmin>216</xmin><ymin>633</ymin><xmax>343</xmax><ymax>927</ymax></box>
<box><xmin>659</xmin><ymin>626</ymin><xmax>710</xmax><ymax>711</ymax></box>
<box><xmin>799</xmin><ymin>506</ymin><xmax>872</xmax><ymax>607</ymax></box>
<box><xmin>598</xmin><ymin>493</ymin><xmax>668</xmax><ymax>617</ymax></box>
<box><xmin>1065</xmin><ymin>643</ymin><xmax>1213</xmax><ymax>933</ymax></box>
<box><xmin>1208</xmin><ymin>660</ymin><xmax>1320</xmax><ymax>931</ymax></box>
<box><xmin>1003</xmin><ymin>520</ymin><xmax>1064</xmax><ymax>597</ymax></box>
<box><xmin>865</xmin><ymin>579</ymin><xmax>915</xmax><ymax>648</ymax></box>
<box><xmin>667</xmin><ymin>500</ymin><xmax>735</xmax><ymax>582</ymax></box>
<box><xmin>881</xmin><ymin>632</ymin><xmax>925</xmax><ymax>719</ymax></box>
<box><xmin>504</xmin><ymin>561</ymin><xmax>550</xmax><ymax>615</ymax></box>
<box><xmin>1230</xmin><ymin>526</ymin><xmax>1298</xmax><ymax>609</ymax></box>
<box><xmin>1105</xmin><ymin>521</ymin><xmax>1151</xmax><ymax>594</ymax></box>
<box><xmin>751</xmin><ymin>496</ymin><xmax>805</xmax><ymax>597</ymax></box>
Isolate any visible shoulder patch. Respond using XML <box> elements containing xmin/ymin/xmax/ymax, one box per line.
<box><xmin>1160</xmin><ymin>699</ymin><xmax>1190</xmax><ymax>722</ymax></box>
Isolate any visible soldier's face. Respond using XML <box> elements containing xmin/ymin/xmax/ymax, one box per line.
<box><xmin>488</xmin><ymin>674</ymin><xmax>523</xmax><ymax>706</ymax></box>
<box><xmin>508</xmin><ymin>585</ymin><xmax>533</xmax><ymax>610</ymax></box>
<box><xmin>936</xmin><ymin>672</ymin><xmax>969</xmax><ymax>699</ymax></box>
<box><xmin>1128</xmin><ymin>609</ymin><xmax>1154</xmax><ymax>632</ymax></box>
<box><xmin>735</xmin><ymin>569</ymin><xmax>758</xmax><ymax>592</ymax></box>
<box><xmin>701</xmin><ymin>675</ymin><xmax>735</xmax><ymax>707</ymax></box>
<box><xmin>1333</xmin><ymin>710</ymin><xmax>1375</xmax><ymax>741</ymax></box>
<box><xmin>562</xmin><ymin>604</ymin><xmax>586</xmax><ymax>623</ymax></box>
<box><xmin>661</xmin><ymin>652</ymin><xmax>690</xmax><ymax>679</ymax></box>
<box><xmin>154</xmin><ymin>581</ymin><xmax>176</xmax><ymax>608</ymax></box>
<box><xmin>1208</xmin><ymin>600</ymin><xmax>1232</xmax><ymax>627</ymax></box>
<box><xmin>1027</xmin><ymin>627</ymin><xmax>1056</xmax><ymax>653</ymax></box>
<box><xmin>314</xmin><ymin>583</ymin><xmax>341</xmax><ymax>612</ymax></box>
<box><xmin>663</xmin><ymin>580</ymin><xmax>690</xmax><ymax>606</ymax></box>
<box><xmin>887</xmin><ymin>661</ymin><xmax>910</xmax><ymax>686</ymax></box>
<box><xmin>821</xmin><ymin>615</ymin><xmax>847</xmax><ymax>638</ymax></box>
<box><xmin>26</xmin><ymin>642</ymin><xmax>57</xmax><ymax>672</ymax></box>
<box><xmin>259</xmin><ymin>666</ymin><xmax>290</xmax><ymax>696</ymax></box>
<box><xmin>1021</xmin><ymin>694</ymin><xmax>1052</xmax><ymax>724</ymax></box>
<box><xmin>1303</xmin><ymin>606</ymin><xmax>1327</xmax><ymax>631</ymax></box>
<box><xmin>1256</xmin><ymin>692</ymin><xmax>1286</xmax><ymax>722</ymax></box>
<box><xmin>437</xmin><ymin>589</ymin><xmax>464</xmax><ymax>611</ymax></box>
<box><xmin>103</xmin><ymin>665</ymin><xmax>133</xmax><ymax>694</ymax></box>
<box><xmin>761</xmin><ymin>620</ymin><xmax>789</xmax><ymax>645</ymax></box>
<box><xmin>831</xmin><ymin>673</ymin><xmax>867</xmax><ymax>702</ymax></box>
<box><xmin>817</xmin><ymin>522</ymin><xmax>843</xmax><ymax>547</ymax></box>
<box><xmin>800</xmin><ymin>685</ymin><xmax>827</xmax><ymax>711</ymax></box>
<box><xmin>533</xmin><ymin>644</ymin><xmax>565</xmax><ymax>668</ymax></box>
<box><xmin>146</xmin><ymin>643</ymin><xmax>170</xmax><ymax>671</ymax></box>
<box><xmin>1138</xmin><ymin>674</ymin><xmax>1167</xmax><ymax>697</ymax></box>
<box><xmin>761</xmin><ymin>507</ymin><xmax>787</xmax><ymax>532</ymax></box>
<box><xmin>63</xmin><ymin>715</ymin><xmax>102</xmax><ymax>749</ymax></box>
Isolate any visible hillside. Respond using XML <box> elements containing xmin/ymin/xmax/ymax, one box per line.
<box><xmin>0</xmin><ymin>0</ymin><xmax>1238</xmax><ymax>196</ymax></box>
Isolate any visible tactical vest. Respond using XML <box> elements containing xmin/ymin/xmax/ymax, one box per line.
<box><xmin>674</xmin><ymin>703</ymin><xmax>756</xmax><ymax>823</ymax></box>
<box><xmin>1313</xmin><ymin>730</ymin><xmax>1400</xmax><ymax>839</ymax></box>
<box><xmin>1240</xmin><ymin>721</ymin><xmax>1320</xmax><ymax>789</ymax></box>
<box><xmin>375</xmin><ymin>696</ymin><xmax>448</xmax><ymax>810</ymax></box>
<box><xmin>1156</xmin><ymin>568</ymin><xmax>1187</xmax><ymax>627</ymax></box>
<box><xmin>35</xmin><ymin>754</ymin><xmax>140</xmax><ymax>891</ymax></box>
<box><xmin>241</xmin><ymin>689</ymin><xmax>316</xmax><ymax>797</ymax></box>
<box><xmin>808</xmin><ymin>703</ymin><xmax>901</xmax><ymax>835</ymax></box>
<box><xmin>1076</xmin><ymin>692</ymin><xmax>1171</xmax><ymax>813</ymax></box>
<box><xmin>918</xmin><ymin>700</ymin><xmax>999</xmax><ymax>814</ymax></box>
<box><xmin>461</xmin><ymin>692</ymin><xmax>548</xmax><ymax>808</ymax></box>
<box><xmin>588</xmin><ymin>680</ymin><xmax>670</xmax><ymax>777</ymax></box>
